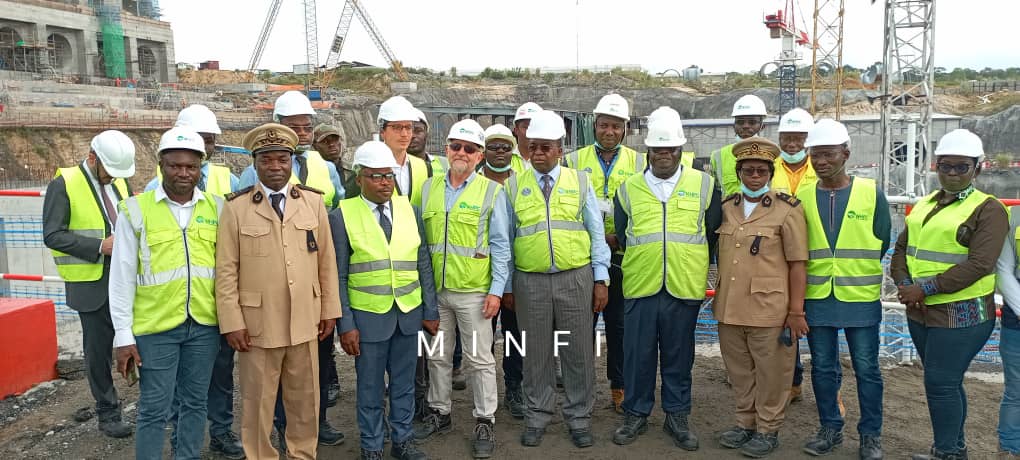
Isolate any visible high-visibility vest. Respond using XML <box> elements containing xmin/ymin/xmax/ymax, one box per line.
<box><xmin>506</xmin><ymin>168</ymin><xmax>591</xmax><ymax>273</ymax></box>
<box><xmin>801</xmin><ymin>178</ymin><xmax>884</xmax><ymax>302</ymax></box>
<box><xmin>1012</xmin><ymin>206</ymin><xmax>1020</xmax><ymax>279</ymax></box>
<box><xmin>289</xmin><ymin>150</ymin><xmax>336</xmax><ymax>207</ymax></box>
<box><xmin>118</xmin><ymin>190</ymin><xmax>222</xmax><ymax>336</ymax></box>
<box><xmin>430</xmin><ymin>155</ymin><xmax>449</xmax><ymax>176</ymax></box>
<box><xmin>421</xmin><ymin>175</ymin><xmax>501</xmax><ymax>293</ymax></box>
<box><xmin>394</xmin><ymin>154</ymin><xmax>429</xmax><ymax>207</ymax></box>
<box><xmin>710</xmin><ymin>144</ymin><xmax>740</xmax><ymax>197</ymax></box>
<box><xmin>681</xmin><ymin>152</ymin><xmax>695</xmax><ymax>169</ymax></box>
<box><xmin>906</xmin><ymin>189</ymin><xmax>1002</xmax><ymax>305</ymax></box>
<box><xmin>616</xmin><ymin>167</ymin><xmax>713</xmax><ymax>299</ymax></box>
<box><xmin>565</xmin><ymin>144</ymin><xmax>646</xmax><ymax>236</ymax></box>
<box><xmin>50</xmin><ymin>166</ymin><xmax>129</xmax><ymax>282</ymax></box>
<box><xmin>510</xmin><ymin>153</ymin><xmax>528</xmax><ymax>176</ymax></box>
<box><xmin>771</xmin><ymin>158</ymin><xmax>817</xmax><ymax>196</ymax></box>
<box><xmin>157</xmin><ymin>162</ymin><xmax>234</xmax><ymax>196</ymax></box>
<box><xmin>338</xmin><ymin>196</ymin><xmax>423</xmax><ymax>313</ymax></box>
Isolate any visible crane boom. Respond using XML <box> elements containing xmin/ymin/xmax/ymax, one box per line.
<box><xmin>248</xmin><ymin>0</ymin><xmax>284</xmax><ymax>73</ymax></box>
<box><xmin>303</xmin><ymin>0</ymin><xmax>319</xmax><ymax>71</ymax></box>
<box><xmin>350</xmin><ymin>0</ymin><xmax>407</xmax><ymax>80</ymax></box>
<box><xmin>324</xmin><ymin>0</ymin><xmax>356</xmax><ymax>69</ymax></box>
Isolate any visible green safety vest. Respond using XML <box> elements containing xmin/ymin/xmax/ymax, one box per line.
<box><xmin>507</xmin><ymin>168</ymin><xmax>591</xmax><ymax>273</ymax></box>
<box><xmin>289</xmin><ymin>150</ymin><xmax>336</xmax><ymax>207</ymax></box>
<box><xmin>905</xmin><ymin>189</ymin><xmax>1002</xmax><ymax>305</ymax></box>
<box><xmin>429</xmin><ymin>155</ymin><xmax>449</xmax><ymax>176</ymax></box>
<box><xmin>421</xmin><ymin>174</ymin><xmax>501</xmax><ymax>293</ymax></box>
<box><xmin>801</xmin><ymin>178</ymin><xmax>884</xmax><ymax>302</ymax></box>
<box><xmin>710</xmin><ymin>144</ymin><xmax>740</xmax><ymax>197</ymax></box>
<box><xmin>338</xmin><ymin>196</ymin><xmax>423</xmax><ymax>313</ymax></box>
<box><xmin>510</xmin><ymin>153</ymin><xmax>528</xmax><ymax>176</ymax></box>
<box><xmin>119</xmin><ymin>190</ymin><xmax>222</xmax><ymax>336</ymax></box>
<box><xmin>394</xmin><ymin>154</ymin><xmax>430</xmax><ymax>208</ymax></box>
<box><xmin>681</xmin><ymin>152</ymin><xmax>695</xmax><ymax>169</ymax></box>
<box><xmin>616</xmin><ymin>167</ymin><xmax>713</xmax><ymax>299</ymax></box>
<box><xmin>565</xmin><ymin>144</ymin><xmax>646</xmax><ymax>236</ymax></box>
<box><xmin>50</xmin><ymin>166</ymin><xmax>130</xmax><ymax>282</ymax></box>
<box><xmin>156</xmin><ymin>162</ymin><xmax>234</xmax><ymax>196</ymax></box>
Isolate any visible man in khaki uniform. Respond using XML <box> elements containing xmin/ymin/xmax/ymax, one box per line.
<box><xmin>216</xmin><ymin>123</ymin><xmax>342</xmax><ymax>460</ymax></box>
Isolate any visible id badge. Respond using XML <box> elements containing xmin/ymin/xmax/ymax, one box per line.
<box><xmin>597</xmin><ymin>198</ymin><xmax>613</xmax><ymax>214</ymax></box>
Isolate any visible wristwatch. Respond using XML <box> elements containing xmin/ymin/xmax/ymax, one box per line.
<box><xmin>595</xmin><ymin>279</ymin><xmax>610</xmax><ymax>287</ymax></box>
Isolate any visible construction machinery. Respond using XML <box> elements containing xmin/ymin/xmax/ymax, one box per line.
<box><xmin>810</xmin><ymin>0</ymin><xmax>846</xmax><ymax>119</ymax></box>
<box><xmin>763</xmin><ymin>0</ymin><xmax>811</xmax><ymax>115</ymax></box>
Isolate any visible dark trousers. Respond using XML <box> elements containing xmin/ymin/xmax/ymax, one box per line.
<box><xmin>274</xmin><ymin>328</ymin><xmax>336</xmax><ymax>431</ymax></box>
<box><xmin>794</xmin><ymin>351</ymin><xmax>804</xmax><ymax>386</ymax></box>
<box><xmin>492</xmin><ymin>306</ymin><xmax>523</xmax><ymax>389</ymax></box>
<box><xmin>357</xmin><ymin>330</ymin><xmax>418</xmax><ymax>451</ymax></box>
<box><xmin>621</xmin><ymin>290</ymin><xmax>701</xmax><ymax>416</ymax></box>
<box><xmin>593</xmin><ymin>255</ymin><xmax>625</xmax><ymax>389</ymax></box>
<box><xmin>78</xmin><ymin>301</ymin><xmax>121</xmax><ymax>419</ymax></box>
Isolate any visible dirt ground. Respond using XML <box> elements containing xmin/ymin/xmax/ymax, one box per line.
<box><xmin>0</xmin><ymin>342</ymin><xmax>1005</xmax><ymax>460</ymax></box>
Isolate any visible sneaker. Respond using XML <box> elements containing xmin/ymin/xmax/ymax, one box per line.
<box><xmin>788</xmin><ymin>385</ymin><xmax>803</xmax><ymax>404</ymax></box>
<box><xmin>361</xmin><ymin>448</ymin><xmax>384</xmax><ymax>460</ymax></box>
<box><xmin>453</xmin><ymin>368</ymin><xmax>467</xmax><ymax>391</ymax></box>
<box><xmin>413</xmin><ymin>410</ymin><xmax>452</xmax><ymax>441</ymax></box>
<box><xmin>504</xmin><ymin>386</ymin><xmax>525</xmax><ymax>420</ymax></box>
<box><xmin>209</xmin><ymin>431</ymin><xmax>245</xmax><ymax>459</ymax></box>
<box><xmin>611</xmin><ymin>389</ymin><xmax>625</xmax><ymax>414</ymax></box>
<box><xmin>569</xmin><ymin>427</ymin><xmax>594</xmax><ymax>448</ymax></box>
<box><xmin>327</xmin><ymin>382</ymin><xmax>340</xmax><ymax>408</ymax></box>
<box><xmin>391</xmin><ymin>439</ymin><xmax>428</xmax><ymax>460</ymax></box>
<box><xmin>859</xmin><ymin>435</ymin><xmax>883</xmax><ymax>460</ymax></box>
<box><xmin>319</xmin><ymin>419</ymin><xmax>346</xmax><ymax>446</ymax></box>
<box><xmin>803</xmin><ymin>426</ymin><xmax>843</xmax><ymax>456</ymax></box>
<box><xmin>719</xmin><ymin>426</ymin><xmax>755</xmax><ymax>449</ymax></box>
<box><xmin>472</xmin><ymin>419</ymin><xmax>495</xmax><ymax>459</ymax></box>
<box><xmin>740</xmin><ymin>432</ymin><xmax>779</xmax><ymax>458</ymax></box>
<box><xmin>612</xmin><ymin>414</ymin><xmax>647</xmax><ymax>445</ymax></box>
<box><xmin>663</xmin><ymin>412</ymin><xmax>699</xmax><ymax>451</ymax></box>
<box><xmin>520</xmin><ymin>427</ymin><xmax>545</xmax><ymax>447</ymax></box>
<box><xmin>98</xmin><ymin>419</ymin><xmax>133</xmax><ymax>439</ymax></box>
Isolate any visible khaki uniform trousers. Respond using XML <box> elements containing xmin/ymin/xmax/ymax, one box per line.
<box><xmin>718</xmin><ymin>323</ymin><xmax>795</xmax><ymax>433</ymax></box>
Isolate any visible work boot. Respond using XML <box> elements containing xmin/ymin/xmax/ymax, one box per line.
<box><xmin>663</xmin><ymin>412</ymin><xmax>699</xmax><ymax>451</ymax></box>
<box><xmin>611</xmin><ymin>389</ymin><xmax>625</xmax><ymax>414</ymax></box>
<box><xmin>327</xmin><ymin>382</ymin><xmax>340</xmax><ymax>408</ymax></box>
<box><xmin>413</xmin><ymin>410</ymin><xmax>452</xmax><ymax>441</ymax></box>
<box><xmin>740</xmin><ymin>432</ymin><xmax>779</xmax><ymax>458</ymax></box>
<box><xmin>319</xmin><ymin>419</ymin><xmax>346</xmax><ymax>446</ymax></box>
<box><xmin>612</xmin><ymin>414</ymin><xmax>647</xmax><ymax>445</ymax></box>
<box><xmin>209</xmin><ymin>431</ymin><xmax>245</xmax><ymax>460</ymax></box>
<box><xmin>803</xmin><ymin>426</ymin><xmax>843</xmax><ymax>456</ymax></box>
<box><xmin>520</xmin><ymin>427</ymin><xmax>545</xmax><ymax>447</ymax></box>
<box><xmin>569</xmin><ymin>427</ymin><xmax>594</xmax><ymax>448</ymax></box>
<box><xmin>98</xmin><ymin>419</ymin><xmax>134</xmax><ymax>439</ymax></box>
<box><xmin>911</xmin><ymin>447</ymin><xmax>969</xmax><ymax>460</ymax></box>
<box><xmin>504</xmin><ymin>386</ymin><xmax>525</xmax><ymax>419</ymax></box>
<box><xmin>719</xmin><ymin>426</ymin><xmax>755</xmax><ymax>449</ymax></box>
<box><xmin>472</xmin><ymin>418</ymin><xmax>495</xmax><ymax>459</ymax></box>
<box><xmin>788</xmin><ymin>384</ymin><xmax>803</xmax><ymax>404</ymax></box>
<box><xmin>391</xmin><ymin>439</ymin><xmax>428</xmax><ymax>460</ymax></box>
<box><xmin>361</xmin><ymin>448</ymin><xmax>384</xmax><ymax>460</ymax></box>
<box><xmin>453</xmin><ymin>368</ymin><xmax>467</xmax><ymax>391</ymax></box>
<box><xmin>859</xmin><ymin>435</ymin><xmax>883</xmax><ymax>460</ymax></box>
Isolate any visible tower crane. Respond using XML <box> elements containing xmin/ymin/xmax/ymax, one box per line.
<box><xmin>320</xmin><ymin>0</ymin><xmax>408</xmax><ymax>89</ymax></box>
<box><xmin>763</xmin><ymin>0</ymin><xmax>811</xmax><ymax>115</ymax></box>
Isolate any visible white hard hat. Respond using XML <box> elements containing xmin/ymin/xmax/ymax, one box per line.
<box><xmin>644</xmin><ymin>119</ymin><xmax>687</xmax><ymax>148</ymax></box>
<box><xmin>273</xmin><ymin>90</ymin><xmax>316</xmax><ymax>118</ymax></box>
<box><xmin>353</xmin><ymin>140</ymin><xmax>400</xmax><ymax>169</ymax></box>
<box><xmin>805</xmin><ymin>118</ymin><xmax>851</xmax><ymax>148</ymax></box>
<box><xmin>935</xmin><ymin>129</ymin><xmax>984</xmax><ymax>159</ymax></box>
<box><xmin>777</xmin><ymin>108</ymin><xmax>814</xmax><ymax>133</ymax></box>
<box><xmin>447</xmin><ymin>119</ymin><xmax>485</xmax><ymax>147</ymax></box>
<box><xmin>175</xmin><ymin>104</ymin><xmax>221</xmax><ymax>134</ymax></box>
<box><xmin>158</xmin><ymin>127</ymin><xmax>206</xmax><ymax>158</ymax></box>
<box><xmin>593</xmin><ymin>94</ymin><xmax>629</xmax><ymax>121</ymax></box>
<box><xmin>514</xmin><ymin>102</ymin><xmax>542</xmax><ymax>123</ymax></box>
<box><xmin>89</xmin><ymin>130</ymin><xmax>136</xmax><ymax>178</ymax></box>
<box><xmin>647</xmin><ymin>106</ymin><xmax>682</xmax><ymax>126</ymax></box>
<box><xmin>526</xmin><ymin>110</ymin><xmax>566</xmax><ymax>141</ymax></box>
<box><xmin>731</xmin><ymin>94</ymin><xmax>768</xmax><ymax>117</ymax></box>
<box><xmin>483</xmin><ymin>124</ymin><xmax>517</xmax><ymax>150</ymax></box>
<box><xmin>413</xmin><ymin>108</ymin><xmax>429</xmax><ymax>131</ymax></box>
<box><xmin>376</xmin><ymin>96</ymin><xmax>419</xmax><ymax>124</ymax></box>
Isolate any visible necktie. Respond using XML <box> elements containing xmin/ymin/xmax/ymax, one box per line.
<box><xmin>377</xmin><ymin>204</ymin><xmax>392</xmax><ymax>241</ymax></box>
<box><xmin>295</xmin><ymin>154</ymin><xmax>309</xmax><ymax>184</ymax></box>
<box><xmin>541</xmin><ymin>174</ymin><xmax>553</xmax><ymax>201</ymax></box>
<box><xmin>270</xmin><ymin>193</ymin><xmax>284</xmax><ymax>221</ymax></box>
<box><xmin>100</xmin><ymin>186</ymin><xmax>118</xmax><ymax>230</ymax></box>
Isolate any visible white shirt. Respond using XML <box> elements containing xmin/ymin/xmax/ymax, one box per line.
<box><xmin>109</xmin><ymin>186</ymin><xmax>206</xmax><ymax>347</ymax></box>
<box><xmin>81</xmin><ymin>161</ymin><xmax>121</xmax><ymax>253</ymax></box>
<box><xmin>743</xmin><ymin>199</ymin><xmax>758</xmax><ymax>219</ymax></box>
<box><xmin>361</xmin><ymin>196</ymin><xmax>392</xmax><ymax>223</ymax></box>
<box><xmin>261</xmin><ymin>182</ymin><xmax>290</xmax><ymax>215</ymax></box>
<box><xmin>394</xmin><ymin>155</ymin><xmax>411</xmax><ymax>196</ymax></box>
<box><xmin>997</xmin><ymin>234</ymin><xmax>1020</xmax><ymax>316</ymax></box>
<box><xmin>643</xmin><ymin>166</ymin><xmax>682</xmax><ymax>203</ymax></box>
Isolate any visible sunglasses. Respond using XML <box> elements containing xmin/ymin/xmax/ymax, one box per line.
<box><xmin>448</xmin><ymin>142</ymin><xmax>480</xmax><ymax>154</ymax></box>
<box><xmin>361</xmin><ymin>172</ymin><xmax>396</xmax><ymax>182</ymax></box>
<box><xmin>530</xmin><ymin>144</ymin><xmax>557</xmax><ymax>154</ymax></box>
<box><xmin>936</xmin><ymin>162</ymin><xmax>972</xmax><ymax>174</ymax></box>
<box><xmin>486</xmin><ymin>143</ymin><xmax>513</xmax><ymax>152</ymax></box>
<box><xmin>739</xmin><ymin>167</ymin><xmax>770</xmax><ymax>177</ymax></box>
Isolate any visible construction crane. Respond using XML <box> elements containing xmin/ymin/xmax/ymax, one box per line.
<box><xmin>319</xmin><ymin>0</ymin><xmax>408</xmax><ymax>89</ymax></box>
<box><xmin>763</xmin><ymin>1</ymin><xmax>811</xmax><ymax>115</ymax></box>
<box><xmin>810</xmin><ymin>0</ymin><xmax>846</xmax><ymax>119</ymax></box>
<box><xmin>247</xmin><ymin>0</ymin><xmax>284</xmax><ymax>74</ymax></box>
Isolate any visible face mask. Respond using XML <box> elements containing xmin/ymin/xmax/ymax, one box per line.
<box><xmin>741</xmin><ymin>183</ymin><xmax>769</xmax><ymax>198</ymax></box>
<box><xmin>594</xmin><ymin>141</ymin><xmax>621</xmax><ymax>152</ymax></box>
<box><xmin>780</xmin><ymin>150</ymin><xmax>807</xmax><ymax>163</ymax></box>
<box><xmin>486</xmin><ymin>161</ymin><xmax>512</xmax><ymax>173</ymax></box>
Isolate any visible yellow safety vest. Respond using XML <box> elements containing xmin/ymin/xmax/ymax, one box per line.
<box><xmin>681</xmin><ymin>152</ymin><xmax>695</xmax><ymax>169</ymax></box>
<box><xmin>156</xmin><ymin>163</ymin><xmax>234</xmax><ymax>196</ymax></box>
<box><xmin>421</xmin><ymin>174</ymin><xmax>501</xmax><ymax>293</ymax></box>
<box><xmin>617</xmin><ymin>168</ymin><xmax>713</xmax><ymax>299</ymax></box>
<box><xmin>510</xmin><ymin>153</ymin><xmax>528</xmax><ymax>176</ymax></box>
<box><xmin>906</xmin><ymin>189</ymin><xmax>1002</xmax><ymax>305</ymax></box>
<box><xmin>288</xmin><ymin>150</ymin><xmax>336</xmax><ymax>208</ymax></box>
<box><xmin>565</xmin><ymin>144</ymin><xmax>646</xmax><ymax>236</ymax></box>
<box><xmin>771</xmin><ymin>158</ymin><xmax>817</xmax><ymax>196</ymax></box>
<box><xmin>710</xmin><ymin>144</ymin><xmax>740</xmax><ymax>197</ymax></box>
<box><xmin>430</xmin><ymin>155</ymin><xmax>449</xmax><ymax>176</ymax></box>
<box><xmin>801</xmin><ymin>178</ymin><xmax>884</xmax><ymax>302</ymax></box>
<box><xmin>1012</xmin><ymin>206</ymin><xmax>1020</xmax><ymax>279</ymax></box>
<box><xmin>338</xmin><ymin>196</ymin><xmax>423</xmax><ymax>313</ymax></box>
<box><xmin>507</xmin><ymin>168</ymin><xmax>591</xmax><ymax>273</ymax></box>
<box><xmin>119</xmin><ymin>190</ymin><xmax>222</xmax><ymax>336</ymax></box>
<box><xmin>50</xmin><ymin>166</ymin><xmax>129</xmax><ymax>282</ymax></box>
<box><xmin>393</xmin><ymin>154</ymin><xmax>430</xmax><ymax>208</ymax></box>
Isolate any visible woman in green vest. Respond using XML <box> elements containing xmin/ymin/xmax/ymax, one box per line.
<box><xmin>892</xmin><ymin>129</ymin><xmax>1008</xmax><ymax>460</ymax></box>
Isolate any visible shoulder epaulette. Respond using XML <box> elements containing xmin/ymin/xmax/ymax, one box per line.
<box><xmin>722</xmin><ymin>192</ymin><xmax>740</xmax><ymax>204</ymax></box>
<box><xmin>225</xmin><ymin>186</ymin><xmax>254</xmax><ymax>201</ymax></box>
<box><xmin>296</xmin><ymin>184</ymin><xmax>324</xmax><ymax>194</ymax></box>
<box><xmin>776</xmin><ymin>192</ymin><xmax>801</xmax><ymax>207</ymax></box>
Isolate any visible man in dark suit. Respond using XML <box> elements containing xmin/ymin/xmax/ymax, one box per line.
<box><xmin>42</xmin><ymin>130</ymin><xmax>136</xmax><ymax>438</ymax></box>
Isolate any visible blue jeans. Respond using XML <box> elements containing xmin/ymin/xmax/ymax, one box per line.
<box><xmin>908</xmin><ymin>319</ymin><xmax>995</xmax><ymax>454</ymax></box>
<box><xmin>807</xmin><ymin>325</ymin><xmax>883</xmax><ymax>436</ymax></box>
<box><xmin>135</xmin><ymin>319</ymin><xmax>220</xmax><ymax>460</ymax></box>
<box><xmin>170</xmin><ymin>334</ymin><xmax>235</xmax><ymax>444</ymax></box>
<box><xmin>1000</xmin><ymin>324</ymin><xmax>1020</xmax><ymax>453</ymax></box>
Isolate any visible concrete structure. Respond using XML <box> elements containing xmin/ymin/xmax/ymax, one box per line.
<box><xmin>0</xmin><ymin>0</ymin><xmax>176</xmax><ymax>82</ymax></box>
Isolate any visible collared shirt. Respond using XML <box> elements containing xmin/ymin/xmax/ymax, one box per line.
<box><xmin>779</xmin><ymin>160</ymin><xmax>810</xmax><ymax>195</ymax></box>
<box><xmin>643</xmin><ymin>166</ymin><xmax>682</xmax><ymax>203</ymax></box>
<box><xmin>144</xmin><ymin>162</ymin><xmax>240</xmax><ymax>193</ymax></box>
<box><xmin>361</xmin><ymin>195</ymin><xmax>391</xmax><ymax>222</ymax></box>
<box><xmin>81</xmin><ymin>160</ymin><xmax>120</xmax><ymax>225</ymax></box>
<box><xmin>261</xmin><ymin>182</ymin><xmax>290</xmax><ymax>214</ymax></box>
<box><xmin>238</xmin><ymin>152</ymin><xmax>345</xmax><ymax>207</ymax></box>
<box><xmin>394</xmin><ymin>154</ymin><xmax>412</xmax><ymax>196</ymax></box>
<box><xmin>109</xmin><ymin>186</ymin><xmax>206</xmax><ymax>347</ymax></box>
<box><xmin>443</xmin><ymin>171</ymin><xmax>512</xmax><ymax>297</ymax></box>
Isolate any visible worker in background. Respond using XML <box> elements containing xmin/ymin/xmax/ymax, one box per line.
<box><xmin>332</xmin><ymin>141</ymin><xmax>438</xmax><ymax>460</ymax></box>
<box><xmin>798</xmin><ymin>119</ymin><xmax>888</xmax><ymax>460</ymax></box>
<box><xmin>713</xmin><ymin>137</ymin><xmax>807</xmax><ymax>458</ymax></box>
<box><xmin>710</xmin><ymin>94</ymin><xmax>768</xmax><ymax>197</ymax></box>
<box><xmin>646</xmin><ymin>106</ymin><xmax>695</xmax><ymax>169</ymax></box>
<box><xmin>239</xmin><ymin>90</ymin><xmax>345</xmax><ymax>209</ymax></box>
<box><xmin>42</xmin><ymin>130</ymin><xmax>135</xmax><ymax>439</ymax></box>
<box><xmin>510</xmin><ymin>102</ymin><xmax>542</xmax><ymax>173</ymax></box>
<box><xmin>414</xmin><ymin>120</ymin><xmax>511</xmax><ymax>459</ymax></box>
<box><xmin>996</xmin><ymin>185</ymin><xmax>1020</xmax><ymax>458</ymax></box>
<box><xmin>507</xmin><ymin>110</ymin><xmax>611</xmax><ymax>448</ymax></box>
<box><xmin>892</xmin><ymin>129</ymin><xmax>1007</xmax><ymax>460</ymax></box>
<box><xmin>345</xmin><ymin>96</ymin><xmax>432</xmax><ymax>206</ymax></box>
<box><xmin>109</xmin><ymin>128</ymin><xmax>224</xmax><ymax>460</ymax></box>
<box><xmin>216</xmin><ymin>123</ymin><xmax>342</xmax><ymax>460</ymax></box>
<box><xmin>408</xmin><ymin>108</ymin><xmax>450</xmax><ymax>175</ymax></box>
<box><xmin>480</xmin><ymin>123</ymin><xmax>526</xmax><ymax>419</ymax></box>
<box><xmin>563</xmin><ymin>93</ymin><xmax>642</xmax><ymax>413</ymax></box>
<box><xmin>312</xmin><ymin>122</ymin><xmax>344</xmax><ymax>409</ymax></box>
<box><xmin>145</xmin><ymin>104</ymin><xmax>239</xmax><ymax>196</ymax></box>
<box><xmin>611</xmin><ymin>115</ymin><xmax>721</xmax><ymax>450</ymax></box>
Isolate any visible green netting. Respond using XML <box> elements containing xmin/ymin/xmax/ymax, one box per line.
<box><xmin>101</xmin><ymin>22</ymin><xmax>126</xmax><ymax>78</ymax></box>
<box><xmin>575</xmin><ymin>112</ymin><xmax>595</xmax><ymax>147</ymax></box>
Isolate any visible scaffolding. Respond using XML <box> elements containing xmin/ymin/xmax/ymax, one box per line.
<box><xmin>0</xmin><ymin>30</ymin><xmax>52</xmax><ymax>74</ymax></box>
<box><xmin>93</xmin><ymin>0</ymin><xmax>127</xmax><ymax>78</ymax></box>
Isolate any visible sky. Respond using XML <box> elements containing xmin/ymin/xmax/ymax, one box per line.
<box><xmin>161</xmin><ymin>0</ymin><xmax>1019</xmax><ymax>74</ymax></box>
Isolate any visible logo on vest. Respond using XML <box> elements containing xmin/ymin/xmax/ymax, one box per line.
<box><xmin>521</xmin><ymin>187</ymin><xmax>532</xmax><ymax>196</ymax></box>
<box><xmin>458</xmin><ymin>201</ymin><xmax>480</xmax><ymax>211</ymax></box>
<box><xmin>557</xmin><ymin>187</ymin><xmax>578</xmax><ymax>194</ymax></box>
<box><xmin>677</xmin><ymin>190</ymin><xmax>700</xmax><ymax>198</ymax></box>
<box><xmin>195</xmin><ymin>215</ymin><xmax>218</xmax><ymax>225</ymax></box>
<box><xmin>584</xmin><ymin>167</ymin><xmax>593</xmax><ymax>173</ymax></box>
<box><xmin>846</xmin><ymin>210</ymin><xmax>870</xmax><ymax>221</ymax></box>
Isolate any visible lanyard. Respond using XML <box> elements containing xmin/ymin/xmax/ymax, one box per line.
<box><xmin>596</xmin><ymin>148</ymin><xmax>620</xmax><ymax>198</ymax></box>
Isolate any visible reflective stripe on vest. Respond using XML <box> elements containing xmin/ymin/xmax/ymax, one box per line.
<box><xmin>288</xmin><ymin>150</ymin><xmax>336</xmax><ymax>207</ymax></box>
<box><xmin>338</xmin><ymin>196</ymin><xmax>423</xmax><ymax>313</ymax></box>
<box><xmin>710</xmin><ymin>144</ymin><xmax>740</xmax><ymax>197</ymax></box>
<box><xmin>157</xmin><ymin>163</ymin><xmax>234</xmax><ymax>196</ymax></box>
<box><xmin>421</xmin><ymin>174</ymin><xmax>500</xmax><ymax>293</ymax></box>
<box><xmin>507</xmin><ymin>168</ymin><xmax>591</xmax><ymax>273</ymax></box>
<box><xmin>771</xmin><ymin>157</ymin><xmax>818</xmax><ymax>197</ymax></box>
<box><xmin>119</xmin><ymin>190</ymin><xmax>222</xmax><ymax>336</ymax></box>
<box><xmin>801</xmin><ymin>178</ymin><xmax>884</xmax><ymax>302</ymax></box>
<box><xmin>565</xmin><ymin>145</ymin><xmax>645</xmax><ymax>237</ymax></box>
<box><xmin>905</xmin><ymin>189</ymin><xmax>1001</xmax><ymax>305</ymax></box>
<box><xmin>617</xmin><ymin>167</ymin><xmax>713</xmax><ymax>299</ymax></box>
<box><xmin>50</xmin><ymin>166</ymin><xmax>129</xmax><ymax>282</ymax></box>
<box><xmin>1012</xmin><ymin>205</ymin><xmax>1020</xmax><ymax>279</ymax></box>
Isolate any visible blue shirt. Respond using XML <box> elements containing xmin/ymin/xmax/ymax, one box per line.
<box><xmin>440</xmin><ymin>171</ymin><xmax>512</xmax><ymax>297</ymax></box>
<box><xmin>239</xmin><ymin>151</ymin><xmax>345</xmax><ymax>208</ymax></box>
<box><xmin>144</xmin><ymin>162</ymin><xmax>240</xmax><ymax>193</ymax></box>
<box><xmin>804</xmin><ymin>177</ymin><xmax>892</xmax><ymax>328</ymax></box>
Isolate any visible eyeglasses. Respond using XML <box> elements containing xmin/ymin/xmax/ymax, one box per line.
<box><xmin>739</xmin><ymin>167</ymin><xmax>770</xmax><ymax>177</ymax></box>
<box><xmin>486</xmin><ymin>143</ymin><xmax>513</xmax><ymax>152</ymax></box>
<box><xmin>448</xmin><ymin>142</ymin><xmax>479</xmax><ymax>154</ymax></box>
<box><xmin>385</xmin><ymin>123</ymin><xmax>414</xmax><ymax>133</ymax></box>
<box><xmin>936</xmin><ymin>162</ymin><xmax>972</xmax><ymax>174</ymax></box>
<box><xmin>361</xmin><ymin>172</ymin><xmax>396</xmax><ymax>182</ymax></box>
<box><xmin>529</xmin><ymin>143</ymin><xmax>558</xmax><ymax>154</ymax></box>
